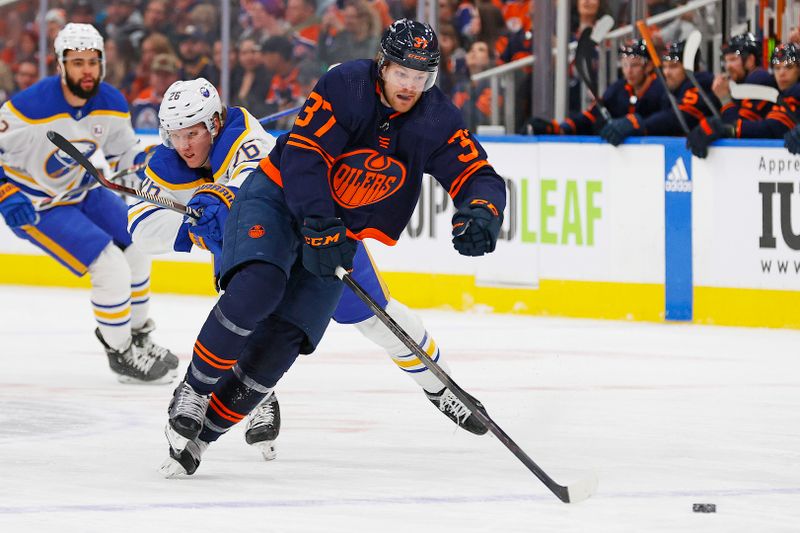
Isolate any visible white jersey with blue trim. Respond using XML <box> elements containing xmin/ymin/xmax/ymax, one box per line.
<box><xmin>128</xmin><ymin>106</ymin><xmax>275</xmax><ymax>255</ymax></box>
<box><xmin>0</xmin><ymin>75</ymin><xmax>145</xmax><ymax>209</ymax></box>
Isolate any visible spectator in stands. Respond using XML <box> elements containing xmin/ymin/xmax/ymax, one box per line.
<box><xmin>437</xmin><ymin>23</ymin><xmax>465</xmax><ymax>97</ymax></box>
<box><xmin>231</xmin><ymin>37</ymin><xmax>274</xmax><ymax>118</ymax></box>
<box><xmin>131</xmin><ymin>53</ymin><xmax>181</xmax><ymax>129</ymax></box>
<box><xmin>388</xmin><ymin>0</ymin><xmax>417</xmax><ymax>21</ymax></box>
<box><xmin>68</xmin><ymin>0</ymin><xmax>96</xmax><ymax>25</ymax></box>
<box><xmin>318</xmin><ymin>0</ymin><xmax>381</xmax><ymax>68</ymax></box>
<box><xmin>189</xmin><ymin>2</ymin><xmax>220</xmax><ymax>38</ymax></box>
<box><xmin>475</xmin><ymin>1</ymin><xmax>506</xmax><ymax>53</ymax></box>
<box><xmin>454</xmin><ymin>0</ymin><xmax>479</xmax><ymax>43</ymax></box>
<box><xmin>106</xmin><ymin>0</ymin><xmax>146</xmax><ymax>51</ymax></box>
<box><xmin>242</xmin><ymin>0</ymin><xmax>288</xmax><ymax>45</ymax></box>
<box><xmin>286</xmin><ymin>0</ymin><xmax>320</xmax><ymax>61</ymax></box>
<box><xmin>453</xmin><ymin>39</ymin><xmax>499</xmax><ymax>129</ymax></box>
<box><xmin>11</xmin><ymin>59</ymin><xmax>38</xmax><ymax>96</ymax></box>
<box><xmin>121</xmin><ymin>32</ymin><xmax>174</xmax><ymax>103</ymax></box>
<box><xmin>142</xmin><ymin>0</ymin><xmax>173</xmax><ymax>39</ymax></box>
<box><xmin>103</xmin><ymin>38</ymin><xmax>129</xmax><ymax>89</ymax></box>
<box><xmin>177</xmin><ymin>25</ymin><xmax>219</xmax><ymax>85</ymax></box>
<box><xmin>263</xmin><ymin>35</ymin><xmax>302</xmax><ymax>128</ymax></box>
<box><xmin>1</xmin><ymin>28</ymin><xmax>38</xmax><ymax>67</ymax></box>
<box><xmin>572</xmin><ymin>0</ymin><xmax>609</xmax><ymax>35</ymax></box>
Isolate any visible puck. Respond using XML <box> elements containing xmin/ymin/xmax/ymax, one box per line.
<box><xmin>692</xmin><ymin>503</ymin><xmax>716</xmax><ymax>513</ymax></box>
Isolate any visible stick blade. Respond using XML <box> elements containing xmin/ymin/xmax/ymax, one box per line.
<box><xmin>683</xmin><ymin>30</ymin><xmax>702</xmax><ymax>72</ymax></box>
<box><xmin>566</xmin><ymin>473</ymin><xmax>599</xmax><ymax>503</ymax></box>
<box><xmin>590</xmin><ymin>15</ymin><xmax>615</xmax><ymax>43</ymax></box>
<box><xmin>730</xmin><ymin>81</ymin><xmax>780</xmax><ymax>103</ymax></box>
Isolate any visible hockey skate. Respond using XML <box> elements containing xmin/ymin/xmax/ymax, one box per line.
<box><xmin>165</xmin><ymin>380</ymin><xmax>210</xmax><ymax>452</ymax></box>
<box><xmin>95</xmin><ymin>328</ymin><xmax>173</xmax><ymax>384</ymax></box>
<box><xmin>159</xmin><ymin>438</ymin><xmax>208</xmax><ymax>478</ymax></box>
<box><xmin>244</xmin><ymin>392</ymin><xmax>280</xmax><ymax>461</ymax></box>
<box><xmin>132</xmin><ymin>319</ymin><xmax>180</xmax><ymax>372</ymax></box>
<box><xmin>426</xmin><ymin>387</ymin><xmax>489</xmax><ymax>435</ymax></box>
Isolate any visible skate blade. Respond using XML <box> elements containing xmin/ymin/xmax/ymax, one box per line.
<box><xmin>158</xmin><ymin>456</ymin><xmax>190</xmax><ymax>478</ymax></box>
<box><xmin>164</xmin><ymin>423</ymin><xmax>191</xmax><ymax>453</ymax></box>
<box><xmin>251</xmin><ymin>440</ymin><xmax>277</xmax><ymax>461</ymax></box>
<box><xmin>117</xmin><ymin>373</ymin><xmax>175</xmax><ymax>385</ymax></box>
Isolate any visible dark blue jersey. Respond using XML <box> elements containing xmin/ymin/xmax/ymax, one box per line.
<box><xmin>563</xmin><ymin>73</ymin><xmax>664</xmax><ymax>134</ymax></box>
<box><xmin>642</xmin><ymin>71</ymin><xmax>718</xmax><ymax>136</ymax></box>
<box><xmin>260</xmin><ymin>59</ymin><xmax>507</xmax><ymax>246</ymax></box>
<box><xmin>721</xmin><ymin>67</ymin><xmax>776</xmax><ymax>122</ymax></box>
<box><xmin>735</xmin><ymin>82</ymin><xmax>800</xmax><ymax>138</ymax></box>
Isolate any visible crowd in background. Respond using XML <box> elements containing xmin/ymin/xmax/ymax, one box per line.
<box><xmin>0</xmin><ymin>0</ymin><xmax>727</xmax><ymax>132</ymax></box>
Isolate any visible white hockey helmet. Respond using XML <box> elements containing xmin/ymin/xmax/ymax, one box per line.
<box><xmin>54</xmin><ymin>23</ymin><xmax>105</xmax><ymax>80</ymax></box>
<box><xmin>158</xmin><ymin>78</ymin><xmax>223</xmax><ymax>148</ymax></box>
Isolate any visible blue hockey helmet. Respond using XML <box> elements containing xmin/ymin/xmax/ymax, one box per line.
<box><xmin>377</xmin><ymin>18</ymin><xmax>440</xmax><ymax>91</ymax></box>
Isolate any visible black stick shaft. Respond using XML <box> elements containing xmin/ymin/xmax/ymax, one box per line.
<box><xmin>335</xmin><ymin>267</ymin><xmax>579</xmax><ymax>503</ymax></box>
<box><xmin>46</xmin><ymin>131</ymin><xmax>200</xmax><ymax>219</ymax></box>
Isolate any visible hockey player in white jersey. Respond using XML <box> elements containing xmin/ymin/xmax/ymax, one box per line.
<box><xmin>0</xmin><ymin>23</ymin><xmax>178</xmax><ymax>384</ymax></box>
<box><xmin>129</xmin><ymin>78</ymin><xmax>488</xmax><ymax>477</ymax></box>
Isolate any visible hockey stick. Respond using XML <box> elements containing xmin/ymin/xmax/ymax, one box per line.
<box><xmin>575</xmin><ymin>15</ymin><xmax>615</xmax><ymax>122</ymax></box>
<box><xmin>38</xmin><ymin>162</ymin><xmax>148</xmax><ymax>208</ymax></box>
<box><xmin>46</xmin><ymin>131</ymin><xmax>200</xmax><ymax>219</ymax></box>
<box><xmin>334</xmin><ymin>266</ymin><xmax>598</xmax><ymax>504</ymax></box>
<box><xmin>729</xmin><ymin>81</ymin><xmax>800</xmax><ymax>121</ymax></box>
<box><xmin>258</xmin><ymin>105</ymin><xmax>302</xmax><ymax>126</ymax></box>
<box><xmin>683</xmin><ymin>30</ymin><xmax>721</xmax><ymax>120</ymax></box>
<box><xmin>636</xmin><ymin>20</ymin><xmax>691</xmax><ymax>134</ymax></box>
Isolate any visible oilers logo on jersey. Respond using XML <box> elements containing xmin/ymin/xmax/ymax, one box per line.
<box><xmin>329</xmin><ymin>149</ymin><xmax>407</xmax><ymax>208</ymax></box>
<box><xmin>46</xmin><ymin>140</ymin><xmax>97</xmax><ymax>178</ymax></box>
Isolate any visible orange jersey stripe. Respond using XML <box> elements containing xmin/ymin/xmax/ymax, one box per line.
<box><xmin>210</xmin><ymin>393</ymin><xmax>245</xmax><ymax>421</ymax></box>
<box><xmin>346</xmin><ymin>227</ymin><xmax>397</xmax><ymax>246</ymax></box>
<box><xmin>288</xmin><ymin>133</ymin><xmax>334</xmax><ymax>166</ymax></box>
<box><xmin>259</xmin><ymin>156</ymin><xmax>283</xmax><ymax>187</ymax></box>
<box><xmin>448</xmin><ymin>160</ymin><xmax>490</xmax><ymax>199</ymax></box>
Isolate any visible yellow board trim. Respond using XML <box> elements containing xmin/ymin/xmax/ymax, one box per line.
<box><xmin>7</xmin><ymin>253</ymin><xmax>798</xmax><ymax>328</ymax></box>
<box><xmin>694</xmin><ymin>286</ymin><xmax>800</xmax><ymax>329</ymax></box>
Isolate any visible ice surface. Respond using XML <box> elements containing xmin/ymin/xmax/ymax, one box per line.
<box><xmin>1</xmin><ymin>285</ymin><xmax>799</xmax><ymax>532</ymax></box>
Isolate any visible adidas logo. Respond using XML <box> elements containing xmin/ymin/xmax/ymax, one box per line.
<box><xmin>665</xmin><ymin>157</ymin><xmax>691</xmax><ymax>192</ymax></box>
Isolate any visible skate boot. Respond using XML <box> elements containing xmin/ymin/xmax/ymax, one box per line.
<box><xmin>426</xmin><ymin>387</ymin><xmax>489</xmax><ymax>435</ymax></box>
<box><xmin>159</xmin><ymin>438</ymin><xmax>209</xmax><ymax>478</ymax></box>
<box><xmin>132</xmin><ymin>319</ymin><xmax>180</xmax><ymax>372</ymax></box>
<box><xmin>95</xmin><ymin>328</ymin><xmax>173</xmax><ymax>384</ymax></box>
<box><xmin>165</xmin><ymin>380</ymin><xmax>210</xmax><ymax>452</ymax></box>
<box><xmin>244</xmin><ymin>392</ymin><xmax>280</xmax><ymax>461</ymax></box>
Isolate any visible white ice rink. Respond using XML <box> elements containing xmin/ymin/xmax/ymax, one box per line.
<box><xmin>1</xmin><ymin>285</ymin><xmax>799</xmax><ymax>532</ymax></box>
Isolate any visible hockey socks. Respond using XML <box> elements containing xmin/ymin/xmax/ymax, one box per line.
<box><xmin>186</xmin><ymin>261</ymin><xmax>287</xmax><ymax>395</ymax></box>
<box><xmin>199</xmin><ymin>317</ymin><xmax>304</xmax><ymax>443</ymax></box>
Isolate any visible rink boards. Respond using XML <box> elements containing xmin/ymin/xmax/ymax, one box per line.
<box><xmin>2</xmin><ymin>134</ymin><xmax>799</xmax><ymax>329</ymax></box>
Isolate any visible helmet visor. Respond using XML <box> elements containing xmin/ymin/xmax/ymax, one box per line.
<box><xmin>383</xmin><ymin>61</ymin><xmax>438</xmax><ymax>91</ymax></box>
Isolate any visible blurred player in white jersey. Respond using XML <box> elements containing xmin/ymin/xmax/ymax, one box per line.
<box><xmin>128</xmin><ymin>77</ymin><xmax>488</xmax><ymax>477</ymax></box>
<box><xmin>0</xmin><ymin>23</ymin><xmax>177</xmax><ymax>384</ymax></box>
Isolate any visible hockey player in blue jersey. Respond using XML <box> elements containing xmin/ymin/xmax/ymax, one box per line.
<box><xmin>714</xmin><ymin>33</ymin><xmax>776</xmax><ymax>123</ymax></box>
<box><xmin>600</xmin><ymin>40</ymin><xmax>719</xmax><ymax>146</ymax></box>
<box><xmin>527</xmin><ymin>39</ymin><xmax>664</xmax><ymax>135</ymax></box>
<box><xmin>691</xmin><ymin>43</ymin><xmax>800</xmax><ymax>158</ymax></box>
<box><xmin>160</xmin><ymin>19</ymin><xmax>507</xmax><ymax>476</ymax></box>
<box><xmin>0</xmin><ymin>23</ymin><xmax>177</xmax><ymax>384</ymax></box>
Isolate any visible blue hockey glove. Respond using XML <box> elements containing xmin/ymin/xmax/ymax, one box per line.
<box><xmin>451</xmin><ymin>199</ymin><xmax>503</xmax><ymax>256</ymax></box>
<box><xmin>300</xmin><ymin>217</ymin><xmax>356</xmax><ymax>279</ymax></box>
<box><xmin>686</xmin><ymin>117</ymin><xmax>735</xmax><ymax>159</ymax></box>
<box><xmin>785</xmin><ymin>125</ymin><xmax>800</xmax><ymax>155</ymax></box>
<box><xmin>187</xmin><ymin>183</ymin><xmax>235</xmax><ymax>246</ymax></box>
<box><xmin>0</xmin><ymin>183</ymin><xmax>36</xmax><ymax>228</ymax></box>
<box><xmin>600</xmin><ymin>114</ymin><xmax>644</xmax><ymax>146</ymax></box>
